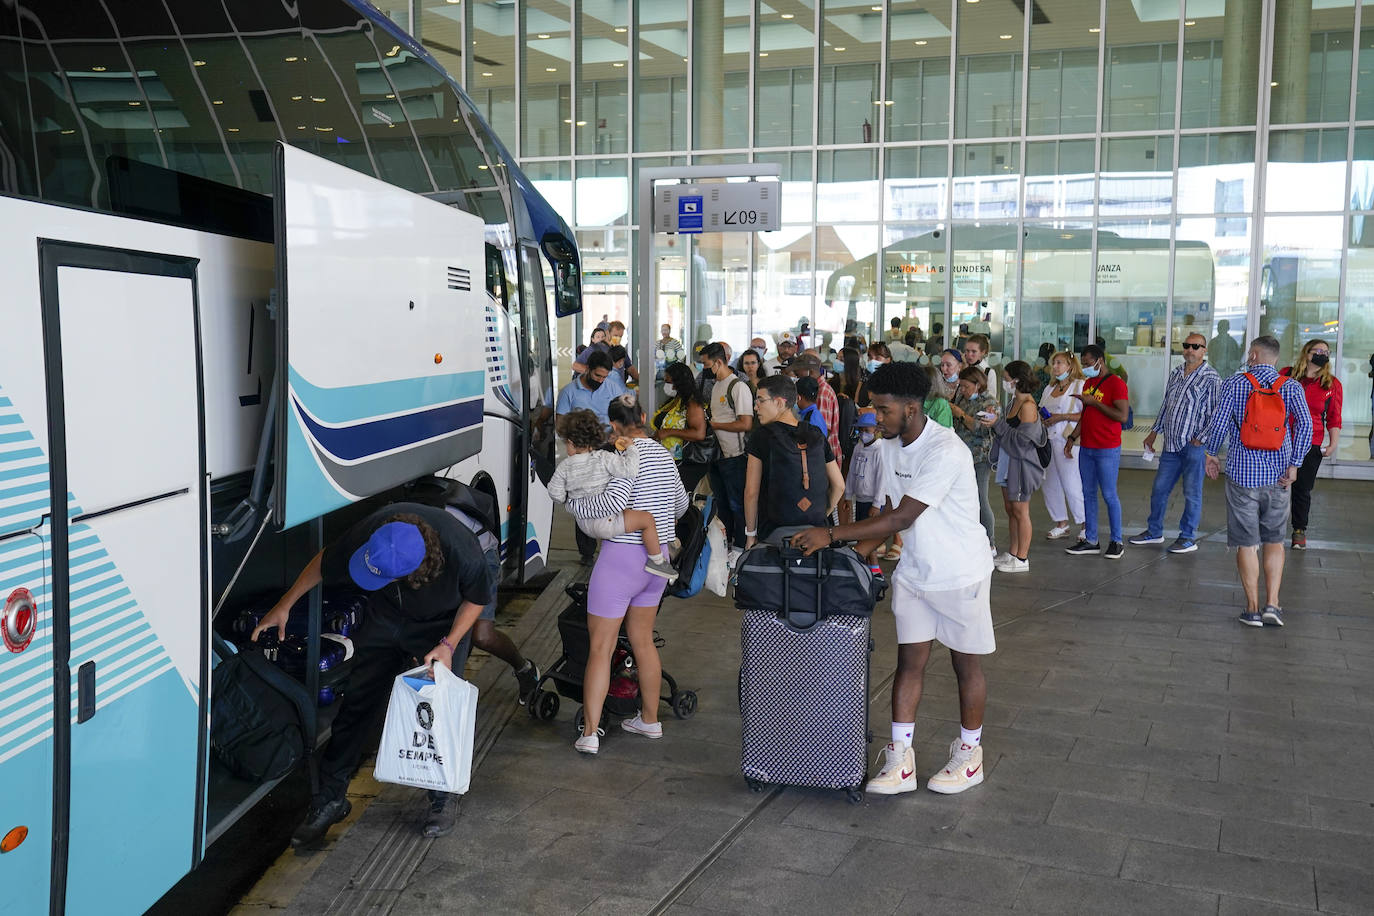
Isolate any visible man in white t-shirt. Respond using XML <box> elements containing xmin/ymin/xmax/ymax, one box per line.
<box><xmin>792</xmin><ymin>361</ymin><xmax>995</xmax><ymax>797</ymax></box>
<box><xmin>701</xmin><ymin>342</ymin><xmax>754</xmax><ymax>563</ymax></box>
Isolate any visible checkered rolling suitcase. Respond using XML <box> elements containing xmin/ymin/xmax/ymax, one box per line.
<box><xmin>737</xmin><ymin>546</ymin><xmax>873</xmax><ymax>803</ymax></box>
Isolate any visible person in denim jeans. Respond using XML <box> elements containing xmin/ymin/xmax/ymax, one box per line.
<box><xmin>1064</xmin><ymin>345</ymin><xmax>1130</xmax><ymax>560</ymax></box>
<box><xmin>1129</xmin><ymin>333</ymin><xmax>1220</xmax><ymax>554</ymax></box>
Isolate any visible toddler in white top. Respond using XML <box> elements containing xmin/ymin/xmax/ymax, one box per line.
<box><xmin>551</xmin><ymin>409</ymin><xmax>675</xmax><ymax>579</ymax></box>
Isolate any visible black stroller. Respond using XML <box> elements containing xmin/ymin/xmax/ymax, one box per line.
<box><xmin>527</xmin><ymin>497</ymin><xmax>712</xmax><ymax>732</ymax></box>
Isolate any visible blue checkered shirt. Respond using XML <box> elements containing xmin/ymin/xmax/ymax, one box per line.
<box><xmin>1204</xmin><ymin>365</ymin><xmax>1312</xmax><ymax>489</ymax></box>
<box><xmin>1151</xmin><ymin>362</ymin><xmax>1221</xmax><ymax>452</ymax></box>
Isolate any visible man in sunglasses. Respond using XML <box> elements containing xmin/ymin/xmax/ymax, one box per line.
<box><xmin>1128</xmin><ymin>333</ymin><xmax>1221</xmax><ymax>553</ymax></box>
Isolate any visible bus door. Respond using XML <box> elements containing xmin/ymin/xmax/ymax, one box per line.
<box><xmin>37</xmin><ymin>242</ymin><xmax>208</xmax><ymax>915</ymax></box>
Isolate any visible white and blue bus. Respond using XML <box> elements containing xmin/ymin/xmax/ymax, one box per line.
<box><xmin>0</xmin><ymin>2</ymin><xmax>577</xmax><ymax>913</ymax></box>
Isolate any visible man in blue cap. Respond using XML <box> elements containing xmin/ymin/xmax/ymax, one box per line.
<box><xmin>252</xmin><ymin>502</ymin><xmax>494</xmax><ymax>844</ymax></box>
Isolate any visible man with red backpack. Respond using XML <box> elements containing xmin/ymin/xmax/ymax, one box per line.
<box><xmin>1203</xmin><ymin>335</ymin><xmax>1312</xmax><ymax>628</ymax></box>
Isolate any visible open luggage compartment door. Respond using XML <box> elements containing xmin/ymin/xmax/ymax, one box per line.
<box><xmin>272</xmin><ymin>142</ymin><xmax>488</xmax><ymax>530</ymax></box>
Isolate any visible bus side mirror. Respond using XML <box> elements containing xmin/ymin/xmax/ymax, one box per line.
<box><xmin>553</xmin><ymin>260</ymin><xmax>581</xmax><ymax>317</ymax></box>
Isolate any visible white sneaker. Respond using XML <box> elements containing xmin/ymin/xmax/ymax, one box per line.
<box><xmin>866</xmin><ymin>743</ymin><xmax>918</xmax><ymax>795</ymax></box>
<box><xmin>989</xmin><ymin>544</ymin><xmax>998</xmax><ymax>557</ymax></box>
<box><xmin>992</xmin><ymin>551</ymin><xmax>1012</xmax><ymax>565</ymax></box>
<box><xmin>1046</xmin><ymin>524</ymin><xmax>1071</xmax><ymax>539</ymax></box>
<box><xmin>620</xmin><ymin>714</ymin><xmax>663</xmax><ymax>739</ymax></box>
<box><xmin>927</xmin><ymin>740</ymin><xmax>984</xmax><ymax>794</ymax></box>
<box><xmin>995</xmin><ymin>556</ymin><xmax>1029</xmax><ymax>573</ymax></box>
<box><xmin>574</xmin><ymin>728</ymin><xmax>605</xmax><ymax>755</ymax></box>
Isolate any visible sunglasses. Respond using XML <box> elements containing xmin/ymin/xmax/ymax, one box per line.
<box><xmin>1181</xmin><ymin>343</ymin><xmax>1206</xmax><ymax>350</ymax></box>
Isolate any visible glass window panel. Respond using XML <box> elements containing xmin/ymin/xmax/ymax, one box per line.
<box><xmin>417</xmin><ymin>1</ymin><xmax>463</xmax><ymax>81</ymax></box>
<box><xmin>577</xmin><ymin>2</ymin><xmax>629</xmax><ymax>155</ymax></box>
<box><xmin>1174</xmin><ymin>214</ymin><xmax>1252</xmax><ymax>379</ymax></box>
<box><xmin>755</xmin><ymin>1</ymin><xmax>815</xmax><ymax>147</ymax></box>
<box><xmin>469</xmin><ymin>0</ymin><xmax>516</xmax><ymax>149</ymax></box>
<box><xmin>1258</xmin><ymin>215</ymin><xmax>1343</xmax><ymax>368</ymax></box>
<box><xmin>1341</xmin><ymin>223</ymin><xmax>1374</xmax><ymax>462</ymax></box>
<box><xmin>885</xmin><ymin>0</ymin><xmax>952</xmax><ymax>142</ymax></box>
<box><xmin>1180</xmin><ymin>0</ymin><xmax>1261</xmax><ymax>129</ymax></box>
<box><xmin>692</xmin><ymin>229</ymin><xmax>754</xmax><ymax>356</ymax></box>
<box><xmin>577</xmin><ymin>227</ymin><xmax>632</xmax><ymax>342</ymax></box>
<box><xmin>755</xmin><ymin>228</ymin><xmax>816</xmax><ymax>355</ymax></box>
<box><xmin>1267</xmin><ymin>128</ymin><xmax>1348</xmax><ymax>213</ymax></box>
<box><xmin>816</xmin><ymin>224</ymin><xmax>880</xmax><ymax>353</ymax></box>
<box><xmin>952</xmin><ymin>142</ymin><xmax>1020</xmax><ymax>221</ymax></box>
<box><xmin>1176</xmin><ymin>131</ymin><xmax>1254</xmax><ymax>215</ymax></box>
<box><xmin>884</xmin><ymin>145</ymin><xmax>949</xmax><ymax>222</ymax></box>
<box><xmin>1028</xmin><ymin>1</ymin><xmax>1101</xmax><ymax>136</ymax></box>
<box><xmin>522</xmin><ymin>0</ymin><xmax>571</xmax><ymax>158</ymax></box>
<box><xmin>637</xmin><ymin>1</ymin><xmax>688</xmax><ymax>151</ymax></box>
<box><xmin>632</xmin><ymin>154</ymin><xmax>687</xmax><ymax>225</ymax></box>
<box><xmin>1094</xmin><ymin>218</ymin><xmax>1172</xmax><ymax>429</ymax></box>
<box><xmin>1271</xmin><ymin>0</ymin><xmax>1354</xmax><ymax>125</ymax></box>
<box><xmin>0</xmin><ymin>1</ymin><xmax>35</xmax><ymax>197</ymax></box>
<box><xmin>694</xmin><ymin>0</ymin><xmax>750</xmax><ymax>150</ymax></box>
<box><xmin>877</xmin><ymin>223</ymin><xmax>946</xmax><ymax>353</ymax></box>
<box><xmin>1100</xmin><ymin>135</ymin><xmax>1174</xmax><ymax>218</ymax></box>
<box><xmin>1022</xmin><ymin>224</ymin><xmax>1094</xmax><ymax>366</ymax></box>
<box><xmin>576</xmin><ymin>157</ymin><xmax>628</xmax><ymax>227</ymax></box>
<box><xmin>817</xmin><ymin>148</ymin><xmax>878</xmax><ymax>223</ymax></box>
<box><xmin>754</xmin><ymin>150</ymin><xmax>815</xmax><ymax>224</ymax></box>
<box><xmin>1026</xmin><ymin>139</ymin><xmax>1096</xmax><ymax>219</ymax></box>
<box><xmin>819</xmin><ymin>1</ymin><xmax>882</xmax><ymax>145</ymax></box>
<box><xmin>525</xmin><ymin>158</ymin><xmax>573</xmax><ymax>227</ymax></box>
<box><xmin>955</xmin><ymin>1</ymin><xmax>1023</xmax><ymax>138</ymax></box>
<box><xmin>1358</xmin><ymin>0</ymin><xmax>1374</xmax><ymax>120</ymax></box>
<box><xmin>1103</xmin><ymin>0</ymin><xmax>1178</xmax><ymax>133</ymax></box>
<box><xmin>1352</xmin><ymin>128</ymin><xmax>1374</xmax><ymax>213</ymax></box>
<box><xmin>948</xmin><ymin>224</ymin><xmax>1018</xmax><ymax>372</ymax></box>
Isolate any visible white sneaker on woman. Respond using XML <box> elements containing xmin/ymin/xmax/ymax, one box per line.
<box><xmin>574</xmin><ymin>728</ymin><xmax>605</xmax><ymax>755</ymax></box>
<box><xmin>620</xmin><ymin>714</ymin><xmax>663</xmax><ymax>739</ymax></box>
<box><xmin>995</xmin><ymin>556</ymin><xmax>1029</xmax><ymax>573</ymax></box>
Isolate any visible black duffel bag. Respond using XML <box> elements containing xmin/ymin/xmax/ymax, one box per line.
<box><xmin>210</xmin><ymin>636</ymin><xmax>314</xmax><ymax>782</ymax></box>
<box><xmin>733</xmin><ymin>542</ymin><xmax>879</xmax><ymax>625</ymax></box>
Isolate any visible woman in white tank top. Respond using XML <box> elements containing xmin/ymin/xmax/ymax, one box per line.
<box><xmin>1038</xmin><ymin>352</ymin><xmax>1086</xmax><ymax>540</ymax></box>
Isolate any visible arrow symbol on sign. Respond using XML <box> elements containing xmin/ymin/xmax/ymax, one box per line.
<box><xmin>723</xmin><ymin>212</ymin><xmax>737</xmax><ymax>225</ymax></box>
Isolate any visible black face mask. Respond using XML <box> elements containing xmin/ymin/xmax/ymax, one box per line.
<box><xmin>584</xmin><ymin>375</ymin><xmax>604</xmax><ymax>390</ymax></box>
<box><xmin>1309</xmin><ymin>353</ymin><xmax>1329</xmax><ymax>367</ymax></box>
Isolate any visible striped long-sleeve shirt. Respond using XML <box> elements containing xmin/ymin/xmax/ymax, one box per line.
<box><xmin>1204</xmin><ymin>365</ymin><xmax>1313</xmax><ymax>489</ymax></box>
<box><xmin>1150</xmin><ymin>362</ymin><xmax>1221</xmax><ymax>452</ymax></box>
<box><xmin>573</xmin><ymin>437</ymin><xmax>688</xmax><ymax>547</ymax></box>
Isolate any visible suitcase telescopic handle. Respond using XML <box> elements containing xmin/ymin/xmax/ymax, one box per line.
<box><xmin>778</xmin><ymin>545</ymin><xmax>826</xmax><ymax>631</ymax></box>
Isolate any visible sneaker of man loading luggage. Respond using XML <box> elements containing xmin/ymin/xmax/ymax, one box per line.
<box><xmin>1292</xmin><ymin>529</ymin><xmax>1307</xmax><ymax>550</ymax></box>
<box><xmin>423</xmin><ymin>792</ymin><xmax>456</xmax><ymax>838</ymax></box>
<box><xmin>290</xmin><ymin>798</ymin><xmax>352</xmax><ymax>847</ymax></box>
<box><xmin>1064</xmin><ymin>539</ymin><xmax>1101</xmax><ymax>556</ymax></box>
<box><xmin>1261</xmin><ymin>604</ymin><xmax>1285</xmax><ymax>627</ymax></box>
<box><xmin>927</xmin><ymin>740</ymin><xmax>984</xmax><ymax>795</ymax></box>
<box><xmin>1168</xmin><ymin>538</ymin><xmax>1198</xmax><ymax>554</ymax></box>
<box><xmin>574</xmin><ymin>727</ymin><xmax>606</xmax><ymax>755</ymax></box>
<box><xmin>866</xmin><ymin>742</ymin><xmax>918</xmax><ymax>795</ymax></box>
<box><xmin>620</xmin><ymin>714</ymin><xmax>663</xmax><ymax>739</ymax></box>
<box><xmin>1128</xmin><ymin>531</ymin><xmax>1164</xmax><ymax>546</ymax></box>
<box><xmin>1104</xmin><ymin>541</ymin><xmax>1125</xmax><ymax>560</ymax></box>
<box><xmin>514</xmin><ymin>659</ymin><xmax>541</xmax><ymax>706</ymax></box>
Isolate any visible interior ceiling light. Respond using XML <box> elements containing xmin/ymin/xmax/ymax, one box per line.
<box><xmin>61</xmin><ymin>129</ymin><xmax>75</xmax><ymax>134</ymax></box>
<box><xmin>385</xmin><ymin>46</ymin><xmax>400</xmax><ymax>57</ymax></box>
<box><xmin>1184</xmin><ymin>19</ymin><xmax>1196</xmax><ymax>26</ymax></box>
<box><xmin>227</xmin><ymin>127</ymin><xmax>239</xmax><ymax>132</ymax></box>
<box><xmin>612</xmin><ymin>62</ymin><xmax>624</xmax><ymax>67</ymax></box>
<box><xmin>192</xmin><ymin>60</ymin><xmax>206</xmax><ymax>67</ymax></box>
<box><xmin>91</xmin><ymin>65</ymin><xmax>107</xmax><ymax>71</ymax></box>
<box><xmin>212</xmin><ymin>99</ymin><xmax>223</xmax><ymax>104</ymax></box>
<box><xmin>781</xmin><ymin>12</ymin><xmax>794</xmax><ymax>18</ymax></box>
<box><xmin>291</xmin><ymin>95</ymin><xmax>303</xmax><ymax>100</ymax></box>
<box><xmin>759</xmin><ymin>52</ymin><xmax>769</xmax><ymax>57</ymax></box>
<box><xmin>1089</xmin><ymin>27</ymin><xmax>1101</xmax><ymax>32</ymax></box>
<box><xmin>576</xmin><ymin>120</ymin><xmax>587</xmax><ymax>126</ymax></box>
<box><xmin>482</xmin><ymin>71</ymin><xmax>493</xmax><ymax>76</ymax></box>
<box><xmin>915</xmin><ymin>39</ymin><xmax>927</xmax><ymax>45</ymax></box>
<box><xmin>615</xmin><ymin>27</ymin><xmax>626</xmax><ymax>32</ymax></box>
<box><xmin>315</xmin><ymin>126</ymin><xmax>332</xmax><ymax>131</ymax></box>
<box><xmin>128</xmin><ymin>100</ymin><xmax>141</xmax><ymax>106</ymax></box>
<box><xmin>834</xmin><ymin>46</ymin><xmax>846</xmax><ymax>51</ymax></box>
<box><xmin>1000</xmin><ymin>34</ymin><xmax>1012</xmax><ymax>39</ymax></box>
<box><xmin>538</xmin><ymin>33</ymin><xmax>550</xmax><ymax>39</ymax></box>
<box><xmin>385</xmin><ymin>93</ymin><xmax>395</xmax><ymax>98</ymax></box>
<box><xmin>284</xmin><ymin>56</ymin><xmax>299</xmax><ymax>62</ymax></box>
<box><xmin>311</xmin><ymin>96</ymin><xmax>326</xmax><ymax>102</ymax></box>
<box><xmin>545</xmin><ymin>66</ymin><xmax>557</xmax><ymax>71</ymax></box>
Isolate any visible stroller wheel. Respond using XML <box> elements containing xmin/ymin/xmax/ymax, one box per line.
<box><xmin>535</xmin><ymin>691</ymin><xmax>560</xmax><ymax>721</ymax></box>
<box><xmin>671</xmin><ymin>690</ymin><xmax>698</xmax><ymax>720</ymax></box>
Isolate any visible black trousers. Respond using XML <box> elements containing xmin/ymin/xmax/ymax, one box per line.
<box><xmin>1291</xmin><ymin>444</ymin><xmax>1323</xmax><ymax>531</ymax></box>
<box><xmin>315</xmin><ymin>614</ymin><xmax>472</xmax><ymax>805</ymax></box>
<box><xmin>574</xmin><ymin>524</ymin><xmax>597</xmax><ymax>560</ymax></box>
<box><xmin>677</xmin><ymin>459</ymin><xmax>709</xmax><ymax>496</ymax></box>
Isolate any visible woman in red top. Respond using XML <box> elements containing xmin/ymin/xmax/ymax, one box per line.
<box><xmin>1281</xmin><ymin>339</ymin><xmax>1343</xmax><ymax>549</ymax></box>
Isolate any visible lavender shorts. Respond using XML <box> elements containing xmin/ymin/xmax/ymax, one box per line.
<box><xmin>586</xmin><ymin>541</ymin><xmax>668</xmax><ymax>618</ymax></box>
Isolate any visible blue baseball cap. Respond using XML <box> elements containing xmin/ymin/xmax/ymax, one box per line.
<box><xmin>348</xmin><ymin>521</ymin><xmax>426</xmax><ymax>591</ymax></box>
<box><xmin>855</xmin><ymin>413</ymin><xmax>878</xmax><ymax>427</ymax></box>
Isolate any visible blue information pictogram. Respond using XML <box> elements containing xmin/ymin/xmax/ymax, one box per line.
<box><xmin>678</xmin><ymin>196</ymin><xmax>702</xmax><ymax>215</ymax></box>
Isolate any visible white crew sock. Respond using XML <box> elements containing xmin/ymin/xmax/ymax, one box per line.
<box><xmin>649</xmin><ymin>552</ymin><xmax>667</xmax><ymax>563</ymax></box>
<box><xmin>891</xmin><ymin>722</ymin><xmax>915</xmax><ymax>747</ymax></box>
<box><xmin>960</xmin><ymin>725</ymin><xmax>983</xmax><ymax>748</ymax></box>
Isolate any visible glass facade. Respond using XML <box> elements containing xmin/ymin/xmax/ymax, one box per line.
<box><xmin>418</xmin><ymin>0</ymin><xmax>1374</xmax><ymax>469</ymax></box>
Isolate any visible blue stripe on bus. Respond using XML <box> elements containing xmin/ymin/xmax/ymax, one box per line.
<box><xmin>0</xmin><ymin>463</ymin><xmax>46</xmax><ymax>483</ymax></box>
<box><xmin>69</xmin><ymin>562</ymin><xmax>116</xmax><ymax>586</ymax></box>
<box><xmin>69</xmin><ymin>587</ymin><xmax>132</xmax><ymax>620</ymax></box>
<box><xmin>288</xmin><ymin>366</ymin><xmax>484</xmax><ymax>425</ymax></box>
<box><xmin>0</xmin><ymin>447</ymin><xmax>44</xmax><ymax>463</ymax></box>
<box><xmin>0</xmin><ymin>431</ymin><xmax>31</xmax><ymax>445</ymax></box>
<box><xmin>0</xmin><ymin>480</ymin><xmax>49</xmax><ymax>501</ymax></box>
<box><xmin>69</xmin><ymin>574</ymin><xmax>122</xmax><ymax>604</ymax></box>
<box><xmin>69</xmin><ymin>602</ymin><xmax>141</xmax><ymax>649</ymax></box>
<box><xmin>292</xmin><ymin>395</ymin><xmax>482</xmax><ymax>461</ymax></box>
<box><xmin>0</xmin><ymin>415</ymin><xmax>22</xmax><ymax>426</ymax></box>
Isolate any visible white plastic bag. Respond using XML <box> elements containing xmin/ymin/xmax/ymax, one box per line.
<box><xmin>703</xmin><ymin>518</ymin><xmax>729</xmax><ymax>597</ymax></box>
<box><xmin>373</xmin><ymin>662</ymin><xmax>478</xmax><ymax>794</ymax></box>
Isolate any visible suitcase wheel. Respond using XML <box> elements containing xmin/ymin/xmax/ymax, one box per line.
<box><xmin>745</xmin><ymin>778</ymin><xmax>768</xmax><ymax>794</ymax></box>
<box><xmin>846</xmin><ymin>787</ymin><xmax>865</xmax><ymax>805</ymax></box>
<box><xmin>670</xmin><ymin>690</ymin><xmax>698</xmax><ymax>720</ymax></box>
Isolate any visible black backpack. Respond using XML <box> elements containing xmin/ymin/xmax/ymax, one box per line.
<box><xmin>210</xmin><ymin>636</ymin><xmax>314</xmax><ymax>782</ymax></box>
<box><xmin>835</xmin><ymin>393</ymin><xmax>858</xmax><ymax>463</ymax></box>
<box><xmin>404</xmin><ymin>476</ymin><xmax>500</xmax><ymax>540</ymax></box>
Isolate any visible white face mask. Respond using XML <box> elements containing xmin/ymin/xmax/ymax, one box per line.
<box><xmin>943</xmin><ymin>373</ymin><xmax>959</xmax><ymax>384</ymax></box>
<box><xmin>1082</xmin><ymin>364</ymin><xmax>1101</xmax><ymax>379</ymax></box>
<box><xmin>1003</xmin><ymin>380</ymin><xmax>1016</xmax><ymax>396</ymax></box>
<box><xmin>860</xmin><ymin>431</ymin><xmax>875</xmax><ymax>443</ymax></box>
<box><xmin>1054</xmin><ymin>371</ymin><xmax>1069</xmax><ymax>382</ymax></box>
<box><xmin>662</xmin><ymin>382</ymin><xmax>677</xmax><ymax>397</ymax></box>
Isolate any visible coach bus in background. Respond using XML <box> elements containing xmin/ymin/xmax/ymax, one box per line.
<box><xmin>0</xmin><ymin>2</ymin><xmax>578</xmax><ymax>913</ymax></box>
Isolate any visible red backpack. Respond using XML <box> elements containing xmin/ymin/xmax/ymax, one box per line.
<box><xmin>1240</xmin><ymin>372</ymin><xmax>1289</xmax><ymax>451</ymax></box>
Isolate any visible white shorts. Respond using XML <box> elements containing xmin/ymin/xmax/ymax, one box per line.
<box><xmin>890</xmin><ymin>573</ymin><xmax>996</xmax><ymax>655</ymax></box>
<box><xmin>576</xmin><ymin>514</ymin><xmax>627</xmax><ymax>540</ymax></box>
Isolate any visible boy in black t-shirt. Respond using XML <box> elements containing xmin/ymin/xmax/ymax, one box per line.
<box><xmin>742</xmin><ymin>375</ymin><xmax>845</xmax><ymax>546</ymax></box>
<box><xmin>251</xmin><ymin>502</ymin><xmax>493</xmax><ymax>845</ymax></box>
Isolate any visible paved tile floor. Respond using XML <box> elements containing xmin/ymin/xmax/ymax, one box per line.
<box><xmin>276</xmin><ymin>469</ymin><xmax>1374</xmax><ymax>916</ymax></box>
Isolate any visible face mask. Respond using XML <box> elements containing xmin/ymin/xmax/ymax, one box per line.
<box><xmin>968</xmin><ymin>391</ymin><xmax>980</xmax><ymax>400</ymax></box>
<box><xmin>1082</xmin><ymin>364</ymin><xmax>1101</xmax><ymax>379</ymax></box>
<box><xmin>609</xmin><ymin>335</ymin><xmax>622</xmax><ymax>346</ymax></box>
<box><xmin>662</xmin><ymin>382</ymin><xmax>677</xmax><ymax>397</ymax></box>
<box><xmin>1054</xmin><ymin>371</ymin><xmax>1069</xmax><ymax>382</ymax></box>
<box><xmin>1310</xmin><ymin>353</ymin><xmax>1330</xmax><ymax>367</ymax></box>
<box><xmin>943</xmin><ymin>373</ymin><xmax>959</xmax><ymax>384</ymax></box>
<box><xmin>860</xmin><ymin>431</ymin><xmax>875</xmax><ymax>443</ymax></box>
<box><xmin>585</xmin><ymin>376</ymin><xmax>603</xmax><ymax>390</ymax></box>
<box><xmin>867</xmin><ymin>360</ymin><xmax>883</xmax><ymax>374</ymax></box>
<box><xmin>1003</xmin><ymin>380</ymin><xmax>1016</xmax><ymax>396</ymax></box>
